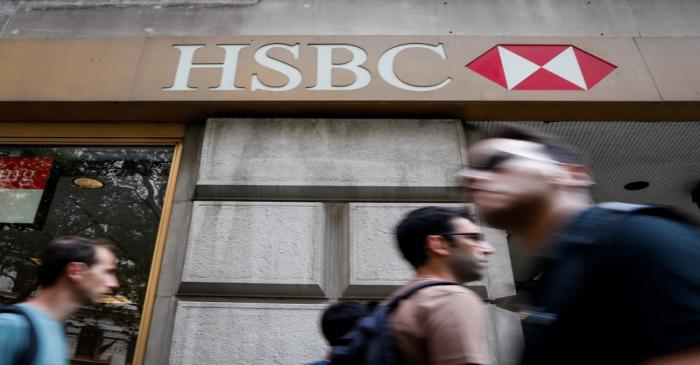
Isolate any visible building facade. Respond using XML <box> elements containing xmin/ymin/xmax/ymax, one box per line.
<box><xmin>0</xmin><ymin>1</ymin><xmax>699</xmax><ymax>364</ymax></box>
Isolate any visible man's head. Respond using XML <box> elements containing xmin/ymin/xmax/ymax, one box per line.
<box><xmin>396</xmin><ymin>206</ymin><xmax>493</xmax><ymax>283</ymax></box>
<box><xmin>462</xmin><ymin>124</ymin><xmax>593</xmax><ymax>230</ymax></box>
<box><xmin>320</xmin><ymin>301</ymin><xmax>368</xmax><ymax>347</ymax></box>
<box><xmin>38</xmin><ymin>236</ymin><xmax>119</xmax><ymax>304</ymax></box>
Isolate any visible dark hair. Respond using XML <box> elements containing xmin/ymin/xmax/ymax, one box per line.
<box><xmin>395</xmin><ymin>206</ymin><xmax>474</xmax><ymax>269</ymax></box>
<box><xmin>321</xmin><ymin>301</ymin><xmax>368</xmax><ymax>347</ymax></box>
<box><xmin>38</xmin><ymin>236</ymin><xmax>117</xmax><ymax>287</ymax></box>
<box><xmin>485</xmin><ymin>123</ymin><xmax>587</xmax><ymax>165</ymax></box>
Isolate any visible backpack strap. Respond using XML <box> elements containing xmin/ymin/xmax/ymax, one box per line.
<box><xmin>0</xmin><ymin>305</ymin><xmax>38</xmax><ymax>365</ymax></box>
<box><xmin>386</xmin><ymin>281</ymin><xmax>460</xmax><ymax>311</ymax></box>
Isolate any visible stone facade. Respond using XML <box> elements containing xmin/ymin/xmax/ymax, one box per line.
<box><xmin>151</xmin><ymin>118</ymin><xmax>521</xmax><ymax>364</ymax></box>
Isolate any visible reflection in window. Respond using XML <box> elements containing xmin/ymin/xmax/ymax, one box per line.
<box><xmin>0</xmin><ymin>146</ymin><xmax>173</xmax><ymax>365</ymax></box>
<box><xmin>75</xmin><ymin>325</ymin><xmax>101</xmax><ymax>359</ymax></box>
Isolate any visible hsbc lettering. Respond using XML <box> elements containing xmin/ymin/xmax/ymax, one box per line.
<box><xmin>164</xmin><ymin>43</ymin><xmax>451</xmax><ymax>92</ymax></box>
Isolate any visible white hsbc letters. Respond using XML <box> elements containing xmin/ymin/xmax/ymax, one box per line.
<box><xmin>378</xmin><ymin>44</ymin><xmax>451</xmax><ymax>91</ymax></box>
<box><xmin>308</xmin><ymin>45</ymin><xmax>371</xmax><ymax>91</ymax></box>
<box><xmin>164</xmin><ymin>43</ymin><xmax>450</xmax><ymax>92</ymax></box>
<box><xmin>164</xmin><ymin>45</ymin><xmax>247</xmax><ymax>91</ymax></box>
<box><xmin>250</xmin><ymin>43</ymin><xmax>302</xmax><ymax>92</ymax></box>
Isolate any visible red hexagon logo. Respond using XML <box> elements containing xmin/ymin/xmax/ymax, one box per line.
<box><xmin>466</xmin><ymin>45</ymin><xmax>616</xmax><ymax>90</ymax></box>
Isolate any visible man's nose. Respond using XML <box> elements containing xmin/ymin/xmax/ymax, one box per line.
<box><xmin>458</xmin><ymin>169</ymin><xmax>490</xmax><ymax>187</ymax></box>
<box><xmin>479</xmin><ymin>240</ymin><xmax>495</xmax><ymax>255</ymax></box>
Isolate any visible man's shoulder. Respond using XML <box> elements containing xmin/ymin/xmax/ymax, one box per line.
<box><xmin>1</xmin><ymin>303</ymin><xmax>60</xmax><ymax>340</ymax></box>
<box><xmin>604</xmin><ymin>213</ymin><xmax>699</xmax><ymax>253</ymax></box>
<box><xmin>0</xmin><ymin>308</ymin><xmax>30</xmax><ymax>353</ymax></box>
<box><xmin>407</xmin><ymin>282</ymin><xmax>483</xmax><ymax>310</ymax></box>
<box><xmin>556</xmin><ymin>210</ymin><xmax>700</xmax><ymax>276</ymax></box>
<box><xmin>0</xmin><ymin>303</ymin><xmax>34</xmax><ymax>329</ymax></box>
<box><xmin>563</xmin><ymin>206</ymin><xmax>699</xmax><ymax>251</ymax></box>
<box><xmin>0</xmin><ymin>305</ymin><xmax>32</xmax><ymax>330</ymax></box>
<box><xmin>612</xmin><ymin>212</ymin><xmax>698</xmax><ymax>236</ymax></box>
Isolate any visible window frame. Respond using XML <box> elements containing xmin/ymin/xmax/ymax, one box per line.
<box><xmin>0</xmin><ymin>121</ymin><xmax>185</xmax><ymax>365</ymax></box>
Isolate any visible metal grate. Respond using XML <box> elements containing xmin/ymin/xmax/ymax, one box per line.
<box><xmin>469</xmin><ymin>121</ymin><xmax>700</xmax><ymax>220</ymax></box>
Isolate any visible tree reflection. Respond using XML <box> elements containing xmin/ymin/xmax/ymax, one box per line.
<box><xmin>0</xmin><ymin>146</ymin><xmax>172</xmax><ymax>365</ymax></box>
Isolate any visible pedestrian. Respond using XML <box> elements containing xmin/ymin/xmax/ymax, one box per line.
<box><xmin>461</xmin><ymin>124</ymin><xmax>700</xmax><ymax>365</ymax></box>
<box><xmin>390</xmin><ymin>206</ymin><xmax>493</xmax><ymax>365</ymax></box>
<box><xmin>0</xmin><ymin>236</ymin><xmax>120</xmax><ymax>365</ymax></box>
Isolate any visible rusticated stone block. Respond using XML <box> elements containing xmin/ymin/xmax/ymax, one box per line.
<box><xmin>170</xmin><ymin>301</ymin><xmax>326</xmax><ymax>365</ymax></box>
<box><xmin>197</xmin><ymin>118</ymin><xmax>467</xmax><ymax>200</ymax></box>
<box><xmin>344</xmin><ymin>203</ymin><xmax>481</xmax><ymax>297</ymax></box>
<box><xmin>344</xmin><ymin>203</ymin><xmax>515</xmax><ymax>299</ymax></box>
<box><xmin>181</xmin><ymin>201</ymin><xmax>326</xmax><ymax>297</ymax></box>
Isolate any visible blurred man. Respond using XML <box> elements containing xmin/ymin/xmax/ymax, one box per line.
<box><xmin>0</xmin><ymin>236</ymin><xmax>119</xmax><ymax>365</ymax></box>
<box><xmin>391</xmin><ymin>206</ymin><xmax>494</xmax><ymax>365</ymax></box>
<box><xmin>461</xmin><ymin>124</ymin><xmax>700</xmax><ymax>365</ymax></box>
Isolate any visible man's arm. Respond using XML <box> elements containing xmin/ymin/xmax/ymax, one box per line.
<box><xmin>0</xmin><ymin>314</ymin><xmax>29</xmax><ymax>365</ymax></box>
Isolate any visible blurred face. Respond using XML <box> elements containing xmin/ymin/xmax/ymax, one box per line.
<box><xmin>443</xmin><ymin>217</ymin><xmax>494</xmax><ymax>282</ymax></box>
<box><xmin>462</xmin><ymin>139</ymin><xmax>562</xmax><ymax>229</ymax></box>
<box><xmin>76</xmin><ymin>246</ymin><xmax>119</xmax><ymax>304</ymax></box>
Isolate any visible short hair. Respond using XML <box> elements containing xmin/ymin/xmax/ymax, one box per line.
<box><xmin>395</xmin><ymin>206</ymin><xmax>475</xmax><ymax>269</ymax></box>
<box><xmin>38</xmin><ymin>236</ymin><xmax>117</xmax><ymax>287</ymax></box>
<box><xmin>485</xmin><ymin>123</ymin><xmax>587</xmax><ymax>165</ymax></box>
<box><xmin>321</xmin><ymin>301</ymin><xmax>368</xmax><ymax>347</ymax></box>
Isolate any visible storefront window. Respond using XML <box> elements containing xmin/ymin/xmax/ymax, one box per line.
<box><xmin>0</xmin><ymin>146</ymin><xmax>174</xmax><ymax>365</ymax></box>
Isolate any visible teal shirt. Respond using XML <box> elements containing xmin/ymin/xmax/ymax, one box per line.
<box><xmin>0</xmin><ymin>303</ymin><xmax>68</xmax><ymax>365</ymax></box>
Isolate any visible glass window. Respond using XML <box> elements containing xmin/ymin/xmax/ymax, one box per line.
<box><xmin>0</xmin><ymin>145</ymin><xmax>174</xmax><ymax>365</ymax></box>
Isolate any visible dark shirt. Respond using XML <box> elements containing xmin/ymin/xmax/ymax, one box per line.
<box><xmin>522</xmin><ymin>209</ymin><xmax>700</xmax><ymax>365</ymax></box>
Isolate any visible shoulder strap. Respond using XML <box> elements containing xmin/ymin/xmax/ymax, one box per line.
<box><xmin>0</xmin><ymin>305</ymin><xmax>38</xmax><ymax>365</ymax></box>
<box><xmin>387</xmin><ymin>281</ymin><xmax>460</xmax><ymax>311</ymax></box>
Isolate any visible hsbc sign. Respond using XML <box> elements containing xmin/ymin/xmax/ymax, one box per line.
<box><xmin>165</xmin><ymin>43</ymin><xmax>452</xmax><ymax>92</ymax></box>
<box><xmin>163</xmin><ymin>42</ymin><xmax>615</xmax><ymax>93</ymax></box>
<box><xmin>4</xmin><ymin>36</ymin><xmax>665</xmax><ymax>105</ymax></box>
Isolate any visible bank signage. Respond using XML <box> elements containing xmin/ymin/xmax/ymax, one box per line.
<box><xmin>160</xmin><ymin>41</ymin><xmax>615</xmax><ymax>94</ymax></box>
<box><xmin>0</xmin><ymin>36</ymin><xmax>665</xmax><ymax>104</ymax></box>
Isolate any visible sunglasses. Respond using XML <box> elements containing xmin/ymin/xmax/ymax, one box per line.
<box><xmin>466</xmin><ymin>149</ymin><xmax>560</xmax><ymax>172</ymax></box>
<box><xmin>439</xmin><ymin>232</ymin><xmax>484</xmax><ymax>241</ymax></box>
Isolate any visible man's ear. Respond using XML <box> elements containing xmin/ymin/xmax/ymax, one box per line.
<box><xmin>554</xmin><ymin>163</ymin><xmax>594</xmax><ymax>188</ymax></box>
<box><xmin>65</xmin><ymin>262</ymin><xmax>87</xmax><ymax>282</ymax></box>
<box><xmin>426</xmin><ymin>235</ymin><xmax>451</xmax><ymax>257</ymax></box>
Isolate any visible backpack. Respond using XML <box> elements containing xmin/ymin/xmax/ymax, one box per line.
<box><xmin>330</xmin><ymin>281</ymin><xmax>459</xmax><ymax>365</ymax></box>
<box><xmin>0</xmin><ymin>304</ymin><xmax>38</xmax><ymax>365</ymax></box>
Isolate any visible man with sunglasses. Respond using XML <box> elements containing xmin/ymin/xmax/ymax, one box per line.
<box><xmin>461</xmin><ymin>124</ymin><xmax>700</xmax><ymax>365</ymax></box>
<box><xmin>390</xmin><ymin>206</ymin><xmax>494</xmax><ymax>365</ymax></box>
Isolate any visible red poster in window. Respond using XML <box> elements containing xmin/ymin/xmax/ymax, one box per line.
<box><xmin>0</xmin><ymin>157</ymin><xmax>53</xmax><ymax>223</ymax></box>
